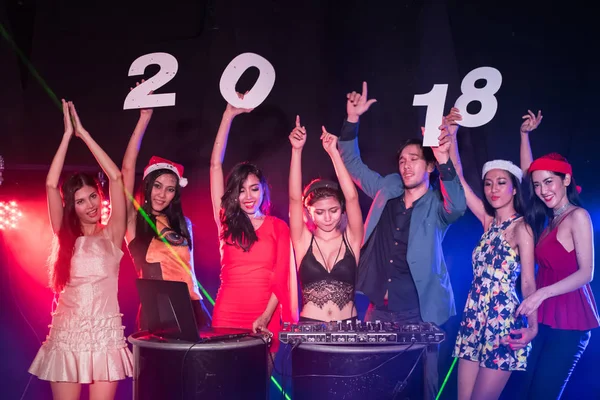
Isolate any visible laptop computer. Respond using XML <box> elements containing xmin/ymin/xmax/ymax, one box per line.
<box><xmin>136</xmin><ymin>278</ymin><xmax>252</xmax><ymax>343</ymax></box>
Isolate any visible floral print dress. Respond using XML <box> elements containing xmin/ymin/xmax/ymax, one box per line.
<box><xmin>453</xmin><ymin>214</ymin><xmax>530</xmax><ymax>371</ymax></box>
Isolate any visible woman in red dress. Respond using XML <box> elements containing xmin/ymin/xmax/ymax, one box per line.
<box><xmin>507</xmin><ymin>110</ymin><xmax>599</xmax><ymax>399</ymax></box>
<box><xmin>209</xmin><ymin>96</ymin><xmax>294</xmax><ymax>358</ymax></box>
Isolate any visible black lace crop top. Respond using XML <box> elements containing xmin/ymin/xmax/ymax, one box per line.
<box><xmin>298</xmin><ymin>234</ymin><xmax>357</xmax><ymax>310</ymax></box>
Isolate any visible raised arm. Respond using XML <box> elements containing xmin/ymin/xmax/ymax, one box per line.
<box><xmin>46</xmin><ymin>100</ymin><xmax>74</xmax><ymax>234</ymax></box>
<box><xmin>122</xmin><ymin>81</ymin><xmax>154</xmax><ymax>243</ymax></box>
<box><xmin>519</xmin><ymin>110</ymin><xmax>543</xmax><ymax>174</ymax></box>
<box><xmin>321</xmin><ymin>127</ymin><xmax>363</xmax><ymax>255</ymax></box>
<box><xmin>69</xmin><ymin>102</ymin><xmax>126</xmax><ymax>247</ymax></box>
<box><xmin>517</xmin><ymin>208</ymin><xmax>594</xmax><ymax>316</ymax></box>
<box><xmin>445</xmin><ymin>109</ymin><xmax>490</xmax><ymax>228</ymax></box>
<box><xmin>337</xmin><ymin>81</ymin><xmax>386</xmax><ymax>199</ymax></box>
<box><xmin>209</xmin><ymin>98</ymin><xmax>253</xmax><ymax>229</ymax></box>
<box><xmin>431</xmin><ymin>116</ymin><xmax>467</xmax><ymax>226</ymax></box>
<box><xmin>288</xmin><ymin>115</ymin><xmax>311</xmax><ymax>261</ymax></box>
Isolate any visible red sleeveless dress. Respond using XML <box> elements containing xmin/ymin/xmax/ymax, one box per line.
<box><xmin>212</xmin><ymin>216</ymin><xmax>293</xmax><ymax>352</ymax></box>
<box><xmin>535</xmin><ymin>212</ymin><xmax>600</xmax><ymax>330</ymax></box>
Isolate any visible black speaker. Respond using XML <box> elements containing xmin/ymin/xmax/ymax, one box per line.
<box><xmin>292</xmin><ymin>343</ymin><xmax>426</xmax><ymax>400</ymax></box>
<box><xmin>130</xmin><ymin>334</ymin><xmax>268</xmax><ymax>399</ymax></box>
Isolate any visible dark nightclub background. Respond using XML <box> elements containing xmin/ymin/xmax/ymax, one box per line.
<box><xmin>0</xmin><ymin>0</ymin><xmax>598</xmax><ymax>399</ymax></box>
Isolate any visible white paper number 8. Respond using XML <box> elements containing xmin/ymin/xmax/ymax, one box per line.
<box><xmin>454</xmin><ymin>67</ymin><xmax>503</xmax><ymax>128</ymax></box>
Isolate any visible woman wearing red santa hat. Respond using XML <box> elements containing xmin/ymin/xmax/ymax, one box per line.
<box><xmin>209</xmin><ymin>95</ymin><xmax>294</xmax><ymax>362</ymax></box>
<box><xmin>509</xmin><ymin>110</ymin><xmax>599</xmax><ymax>399</ymax></box>
<box><xmin>121</xmin><ymin>92</ymin><xmax>210</xmax><ymax>330</ymax></box>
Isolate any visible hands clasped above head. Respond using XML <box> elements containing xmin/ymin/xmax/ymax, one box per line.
<box><xmin>61</xmin><ymin>99</ymin><xmax>88</xmax><ymax>139</ymax></box>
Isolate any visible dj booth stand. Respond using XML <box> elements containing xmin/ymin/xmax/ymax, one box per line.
<box><xmin>291</xmin><ymin>342</ymin><xmax>427</xmax><ymax>400</ymax></box>
<box><xmin>128</xmin><ymin>331</ymin><xmax>269</xmax><ymax>399</ymax></box>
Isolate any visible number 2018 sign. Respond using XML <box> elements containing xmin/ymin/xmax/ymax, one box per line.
<box><xmin>123</xmin><ymin>52</ymin><xmax>501</xmax><ymax>146</ymax></box>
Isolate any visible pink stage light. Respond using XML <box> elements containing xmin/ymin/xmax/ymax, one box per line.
<box><xmin>0</xmin><ymin>201</ymin><xmax>22</xmax><ymax>230</ymax></box>
<box><xmin>101</xmin><ymin>200</ymin><xmax>111</xmax><ymax>225</ymax></box>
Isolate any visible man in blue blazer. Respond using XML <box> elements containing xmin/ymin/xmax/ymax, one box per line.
<box><xmin>338</xmin><ymin>82</ymin><xmax>467</xmax><ymax>399</ymax></box>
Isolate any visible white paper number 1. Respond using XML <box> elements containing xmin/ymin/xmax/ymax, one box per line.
<box><xmin>123</xmin><ymin>52</ymin><xmax>179</xmax><ymax>110</ymax></box>
<box><xmin>413</xmin><ymin>67</ymin><xmax>503</xmax><ymax>146</ymax></box>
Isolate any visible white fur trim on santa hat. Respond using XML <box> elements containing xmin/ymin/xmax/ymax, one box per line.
<box><xmin>143</xmin><ymin>162</ymin><xmax>188</xmax><ymax>187</ymax></box>
<box><xmin>481</xmin><ymin>160</ymin><xmax>523</xmax><ymax>183</ymax></box>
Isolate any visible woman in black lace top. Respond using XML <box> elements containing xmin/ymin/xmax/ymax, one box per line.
<box><xmin>288</xmin><ymin>117</ymin><xmax>363</xmax><ymax>322</ymax></box>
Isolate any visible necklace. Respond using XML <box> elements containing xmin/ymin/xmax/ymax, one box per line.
<box><xmin>249</xmin><ymin>213</ymin><xmax>265</xmax><ymax>230</ymax></box>
<box><xmin>553</xmin><ymin>202</ymin><xmax>572</xmax><ymax>218</ymax></box>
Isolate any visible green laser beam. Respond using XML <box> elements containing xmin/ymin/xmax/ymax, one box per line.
<box><xmin>0</xmin><ymin>22</ymin><xmax>61</xmax><ymax>110</ymax></box>
<box><xmin>1</xmin><ymin>21</ymin><xmax>289</xmax><ymax>397</ymax></box>
<box><xmin>270</xmin><ymin>375</ymin><xmax>291</xmax><ymax>400</ymax></box>
<box><xmin>127</xmin><ymin>192</ymin><xmax>215</xmax><ymax>306</ymax></box>
<box><xmin>436</xmin><ymin>357</ymin><xmax>457</xmax><ymax>400</ymax></box>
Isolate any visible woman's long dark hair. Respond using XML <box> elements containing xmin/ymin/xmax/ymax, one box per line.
<box><xmin>525</xmin><ymin>169</ymin><xmax>582</xmax><ymax>243</ymax></box>
<box><xmin>482</xmin><ymin>171</ymin><xmax>525</xmax><ymax>218</ymax></box>
<box><xmin>49</xmin><ymin>173</ymin><xmax>101</xmax><ymax>293</ymax></box>
<box><xmin>220</xmin><ymin>162</ymin><xmax>270</xmax><ymax>251</ymax></box>
<box><xmin>135</xmin><ymin>169</ymin><xmax>191</xmax><ymax>249</ymax></box>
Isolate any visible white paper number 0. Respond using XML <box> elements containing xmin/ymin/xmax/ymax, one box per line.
<box><xmin>219</xmin><ymin>53</ymin><xmax>276</xmax><ymax>109</ymax></box>
<box><xmin>123</xmin><ymin>52</ymin><xmax>179</xmax><ymax>110</ymax></box>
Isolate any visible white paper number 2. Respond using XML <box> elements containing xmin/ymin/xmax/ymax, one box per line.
<box><xmin>123</xmin><ymin>52</ymin><xmax>179</xmax><ymax>110</ymax></box>
<box><xmin>413</xmin><ymin>67</ymin><xmax>503</xmax><ymax>146</ymax></box>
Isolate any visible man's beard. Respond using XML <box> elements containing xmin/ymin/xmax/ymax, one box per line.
<box><xmin>402</xmin><ymin>178</ymin><xmax>427</xmax><ymax>190</ymax></box>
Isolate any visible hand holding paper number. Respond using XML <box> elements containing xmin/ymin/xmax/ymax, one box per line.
<box><xmin>224</xmin><ymin>92</ymin><xmax>254</xmax><ymax>118</ymax></box>
<box><xmin>423</xmin><ymin>124</ymin><xmax>451</xmax><ymax>164</ymax></box>
<box><xmin>131</xmin><ymin>80</ymin><xmax>154</xmax><ymax>117</ymax></box>
<box><xmin>520</xmin><ymin>110</ymin><xmax>543</xmax><ymax>135</ymax></box>
<box><xmin>289</xmin><ymin>115</ymin><xmax>307</xmax><ymax>150</ymax></box>
<box><xmin>439</xmin><ymin>107</ymin><xmax>463</xmax><ymax>138</ymax></box>
<box><xmin>346</xmin><ymin>81</ymin><xmax>377</xmax><ymax>123</ymax></box>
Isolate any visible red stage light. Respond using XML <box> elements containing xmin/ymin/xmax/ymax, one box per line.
<box><xmin>0</xmin><ymin>200</ymin><xmax>23</xmax><ymax>230</ymax></box>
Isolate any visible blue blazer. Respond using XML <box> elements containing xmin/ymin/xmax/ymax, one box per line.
<box><xmin>338</xmin><ymin>121</ymin><xmax>466</xmax><ymax>325</ymax></box>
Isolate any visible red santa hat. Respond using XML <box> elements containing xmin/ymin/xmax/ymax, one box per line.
<box><xmin>529</xmin><ymin>153</ymin><xmax>581</xmax><ymax>193</ymax></box>
<box><xmin>143</xmin><ymin>156</ymin><xmax>188</xmax><ymax>187</ymax></box>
